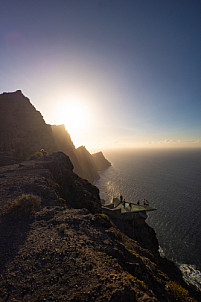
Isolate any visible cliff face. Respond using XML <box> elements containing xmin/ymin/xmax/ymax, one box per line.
<box><xmin>51</xmin><ymin>125</ymin><xmax>101</xmax><ymax>183</ymax></box>
<box><xmin>76</xmin><ymin>146</ymin><xmax>99</xmax><ymax>183</ymax></box>
<box><xmin>0</xmin><ymin>90</ymin><xmax>111</xmax><ymax>183</ymax></box>
<box><xmin>0</xmin><ymin>90</ymin><xmax>55</xmax><ymax>163</ymax></box>
<box><xmin>0</xmin><ymin>154</ymin><xmax>199</xmax><ymax>301</ymax></box>
<box><xmin>0</xmin><ymin>152</ymin><xmax>101</xmax><ymax>213</ymax></box>
<box><xmin>92</xmin><ymin>151</ymin><xmax>111</xmax><ymax>171</ymax></box>
<box><xmin>51</xmin><ymin>124</ymin><xmax>81</xmax><ymax>173</ymax></box>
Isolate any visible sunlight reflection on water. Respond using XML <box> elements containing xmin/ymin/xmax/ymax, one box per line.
<box><xmin>96</xmin><ymin>149</ymin><xmax>201</xmax><ymax>277</ymax></box>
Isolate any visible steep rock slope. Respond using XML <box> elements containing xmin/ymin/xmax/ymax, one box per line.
<box><xmin>92</xmin><ymin>151</ymin><xmax>111</xmax><ymax>171</ymax></box>
<box><xmin>51</xmin><ymin>124</ymin><xmax>81</xmax><ymax>173</ymax></box>
<box><xmin>76</xmin><ymin>146</ymin><xmax>100</xmax><ymax>183</ymax></box>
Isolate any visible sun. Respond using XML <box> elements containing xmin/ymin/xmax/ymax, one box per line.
<box><xmin>56</xmin><ymin>98</ymin><xmax>91</xmax><ymax>145</ymax></box>
<box><xmin>65</xmin><ymin>101</ymin><xmax>88</xmax><ymax>131</ymax></box>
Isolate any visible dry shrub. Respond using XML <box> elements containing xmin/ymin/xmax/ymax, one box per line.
<box><xmin>30</xmin><ymin>151</ymin><xmax>43</xmax><ymax>160</ymax></box>
<box><xmin>58</xmin><ymin>197</ymin><xmax>69</xmax><ymax>208</ymax></box>
<box><xmin>4</xmin><ymin>194</ymin><xmax>41</xmax><ymax>216</ymax></box>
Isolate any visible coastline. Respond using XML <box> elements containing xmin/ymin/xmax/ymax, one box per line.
<box><xmin>95</xmin><ymin>155</ymin><xmax>201</xmax><ymax>292</ymax></box>
<box><xmin>0</xmin><ymin>153</ymin><xmax>200</xmax><ymax>300</ymax></box>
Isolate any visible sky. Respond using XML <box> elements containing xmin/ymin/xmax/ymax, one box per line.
<box><xmin>0</xmin><ymin>0</ymin><xmax>201</xmax><ymax>151</ymax></box>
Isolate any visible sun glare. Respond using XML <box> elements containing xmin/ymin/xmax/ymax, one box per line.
<box><xmin>56</xmin><ymin>98</ymin><xmax>91</xmax><ymax>145</ymax></box>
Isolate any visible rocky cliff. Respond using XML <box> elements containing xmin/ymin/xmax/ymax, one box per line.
<box><xmin>0</xmin><ymin>152</ymin><xmax>101</xmax><ymax>214</ymax></box>
<box><xmin>92</xmin><ymin>151</ymin><xmax>111</xmax><ymax>171</ymax></box>
<box><xmin>0</xmin><ymin>153</ymin><xmax>200</xmax><ymax>301</ymax></box>
<box><xmin>0</xmin><ymin>90</ymin><xmax>110</xmax><ymax>183</ymax></box>
<box><xmin>0</xmin><ymin>90</ymin><xmax>55</xmax><ymax>164</ymax></box>
<box><xmin>51</xmin><ymin>124</ymin><xmax>81</xmax><ymax>175</ymax></box>
<box><xmin>76</xmin><ymin>146</ymin><xmax>100</xmax><ymax>183</ymax></box>
<box><xmin>51</xmin><ymin>125</ymin><xmax>100</xmax><ymax>183</ymax></box>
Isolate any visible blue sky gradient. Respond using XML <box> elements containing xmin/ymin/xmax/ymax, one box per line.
<box><xmin>0</xmin><ymin>0</ymin><xmax>200</xmax><ymax>150</ymax></box>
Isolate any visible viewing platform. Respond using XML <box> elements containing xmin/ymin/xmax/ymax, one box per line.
<box><xmin>102</xmin><ymin>198</ymin><xmax>156</xmax><ymax>225</ymax></box>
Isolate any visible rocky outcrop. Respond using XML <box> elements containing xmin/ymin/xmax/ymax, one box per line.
<box><xmin>0</xmin><ymin>152</ymin><xmax>101</xmax><ymax>213</ymax></box>
<box><xmin>92</xmin><ymin>151</ymin><xmax>111</xmax><ymax>171</ymax></box>
<box><xmin>0</xmin><ymin>90</ymin><xmax>111</xmax><ymax>183</ymax></box>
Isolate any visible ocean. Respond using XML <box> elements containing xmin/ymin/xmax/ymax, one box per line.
<box><xmin>95</xmin><ymin>148</ymin><xmax>201</xmax><ymax>289</ymax></box>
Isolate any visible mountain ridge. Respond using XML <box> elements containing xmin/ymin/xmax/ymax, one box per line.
<box><xmin>0</xmin><ymin>90</ymin><xmax>110</xmax><ymax>183</ymax></box>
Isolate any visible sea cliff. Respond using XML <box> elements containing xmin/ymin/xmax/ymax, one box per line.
<box><xmin>0</xmin><ymin>90</ymin><xmax>110</xmax><ymax>183</ymax></box>
<box><xmin>0</xmin><ymin>153</ymin><xmax>200</xmax><ymax>301</ymax></box>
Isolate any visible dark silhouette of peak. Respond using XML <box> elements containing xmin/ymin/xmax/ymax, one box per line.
<box><xmin>0</xmin><ymin>90</ymin><xmax>55</xmax><ymax>163</ymax></box>
<box><xmin>76</xmin><ymin>146</ymin><xmax>99</xmax><ymax>183</ymax></box>
<box><xmin>51</xmin><ymin>124</ymin><xmax>75</xmax><ymax>150</ymax></box>
<box><xmin>6</xmin><ymin>89</ymin><xmax>22</xmax><ymax>94</ymax></box>
<box><xmin>2</xmin><ymin>90</ymin><xmax>23</xmax><ymax>97</ymax></box>
<box><xmin>92</xmin><ymin>151</ymin><xmax>111</xmax><ymax>171</ymax></box>
<box><xmin>77</xmin><ymin>146</ymin><xmax>88</xmax><ymax>153</ymax></box>
<box><xmin>0</xmin><ymin>90</ymin><xmax>45</xmax><ymax>122</ymax></box>
<box><xmin>51</xmin><ymin>124</ymin><xmax>81</xmax><ymax>175</ymax></box>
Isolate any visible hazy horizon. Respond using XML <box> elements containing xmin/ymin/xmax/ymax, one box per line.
<box><xmin>1</xmin><ymin>0</ymin><xmax>200</xmax><ymax>151</ymax></box>
<box><xmin>94</xmin><ymin>144</ymin><xmax>201</xmax><ymax>154</ymax></box>
<box><xmin>98</xmin><ymin>145</ymin><xmax>201</xmax><ymax>156</ymax></box>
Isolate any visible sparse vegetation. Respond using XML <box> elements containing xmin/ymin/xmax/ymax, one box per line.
<box><xmin>3</xmin><ymin>194</ymin><xmax>41</xmax><ymax>216</ymax></box>
<box><xmin>58</xmin><ymin>197</ymin><xmax>69</xmax><ymax>208</ymax></box>
<box><xmin>30</xmin><ymin>151</ymin><xmax>43</xmax><ymax>159</ymax></box>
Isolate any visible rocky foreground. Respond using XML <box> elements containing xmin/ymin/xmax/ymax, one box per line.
<box><xmin>0</xmin><ymin>153</ymin><xmax>200</xmax><ymax>301</ymax></box>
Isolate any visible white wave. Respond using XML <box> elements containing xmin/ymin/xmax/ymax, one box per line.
<box><xmin>180</xmin><ymin>264</ymin><xmax>201</xmax><ymax>291</ymax></box>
